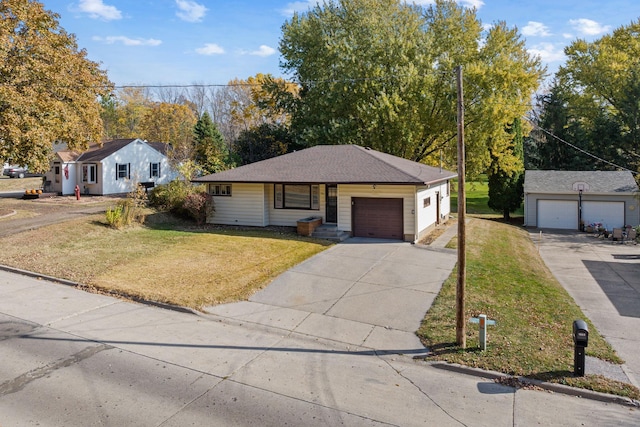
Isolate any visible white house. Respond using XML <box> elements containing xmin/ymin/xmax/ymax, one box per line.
<box><xmin>45</xmin><ymin>138</ymin><xmax>178</xmax><ymax>196</ymax></box>
<box><xmin>193</xmin><ymin>145</ymin><xmax>457</xmax><ymax>242</ymax></box>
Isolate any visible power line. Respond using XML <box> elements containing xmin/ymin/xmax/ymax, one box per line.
<box><xmin>528</xmin><ymin>121</ymin><xmax>637</xmax><ymax>174</ymax></box>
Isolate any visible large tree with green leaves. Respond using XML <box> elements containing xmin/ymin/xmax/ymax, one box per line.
<box><xmin>279</xmin><ymin>0</ymin><xmax>544</xmax><ymax>177</ymax></box>
<box><xmin>0</xmin><ymin>0</ymin><xmax>112</xmax><ymax>171</ymax></box>
<box><xmin>557</xmin><ymin>19</ymin><xmax>640</xmax><ymax>171</ymax></box>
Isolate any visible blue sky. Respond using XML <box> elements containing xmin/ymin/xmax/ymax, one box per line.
<box><xmin>42</xmin><ymin>0</ymin><xmax>640</xmax><ymax>87</ymax></box>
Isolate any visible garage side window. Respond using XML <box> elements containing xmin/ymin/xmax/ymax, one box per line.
<box><xmin>210</xmin><ymin>184</ymin><xmax>232</xmax><ymax>196</ymax></box>
<box><xmin>82</xmin><ymin>164</ymin><xmax>97</xmax><ymax>184</ymax></box>
<box><xmin>274</xmin><ymin>184</ymin><xmax>319</xmax><ymax>210</ymax></box>
<box><xmin>423</xmin><ymin>197</ymin><xmax>431</xmax><ymax>208</ymax></box>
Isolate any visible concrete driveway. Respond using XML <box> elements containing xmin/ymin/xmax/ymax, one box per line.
<box><xmin>532</xmin><ymin>229</ymin><xmax>640</xmax><ymax>387</ymax></box>
<box><xmin>205</xmin><ymin>237</ymin><xmax>458</xmax><ymax>355</ymax></box>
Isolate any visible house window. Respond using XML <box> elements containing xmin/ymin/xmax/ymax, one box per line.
<box><xmin>424</xmin><ymin>197</ymin><xmax>431</xmax><ymax>208</ymax></box>
<box><xmin>82</xmin><ymin>164</ymin><xmax>97</xmax><ymax>184</ymax></box>
<box><xmin>116</xmin><ymin>163</ymin><xmax>130</xmax><ymax>180</ymax></box>
<box><xmin>446</xmin><ymin>180</ymin><xmax>450</xmax><ymax>197</ymax></box>
<box><xmin>274</xmin><ymin>184</ymin><xmax>320</xmax><ymax>210</ymax></box>
<box><xmin>150</xmin><ymin>162</ymin><xmax>161</xmax><ymax>178</ymax></box>
<box><xmin>210</xmin><ymin>184</ymin><xmax>232</xmax><ymax>196</ymax></box>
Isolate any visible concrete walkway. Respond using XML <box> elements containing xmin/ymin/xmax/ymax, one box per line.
<box><xmin>205</xmin><ymin>237</ymin><xmax>457</xmax><ymax>355</ymax></box>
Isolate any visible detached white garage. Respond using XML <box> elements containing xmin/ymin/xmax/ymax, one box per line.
<box><xmin>524</xmin><ymin>171</ymin><xmax>639</xmax><ymax>230</ymax></box>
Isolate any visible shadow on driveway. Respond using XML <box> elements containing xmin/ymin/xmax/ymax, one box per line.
<box><xmin>583</xmin><ymin>259</ymin><xmax>640</xmax><ymax>318</ymax></box>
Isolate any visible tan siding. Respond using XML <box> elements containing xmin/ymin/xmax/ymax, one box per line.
<box><xmin>337</xmin><ymin>185</ymin><xmax>416</xmax><ymax>237</ymax></box>
<box><xmin>207</xmin><ymin>183</ymin><xmax>266</xmax><ymax>226</ymax></box>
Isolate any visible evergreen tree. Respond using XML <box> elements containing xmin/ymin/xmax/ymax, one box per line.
<box><xmin>488</xmin><ymin>118</ymin><xmax>524</xmax><ymax>220</ymax></box>
<box><xmin>193</xmin><ymin>112</ymin><xmax>229</xmax><ymax>174</ymax></box>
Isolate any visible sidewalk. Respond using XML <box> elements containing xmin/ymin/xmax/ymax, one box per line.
<box><xmin>1</xmin><ymin>268</ymin><xmax>639</xmax><ymax>425</ymax></box>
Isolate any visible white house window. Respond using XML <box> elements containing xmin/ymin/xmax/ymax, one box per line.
<box><xmin>446</xmin><ymin>180</ymin><xmax>450</xmax><ymax>197</ymax></box>
<box><xmin>274</xmin><ymin>184</ymin><xmax>320</xmax><ymax>210</ymax></box>
<box><xmin>82</xmin><ymin>164</ymin><xmax>97</xmax><ymax>184</ymax></box>
<box><xmin>424</xmin><ymin>197</ymin><xmax>431</xmax><ymax>208</ymax></box>
<box><xmin>210</xmin><ymin>184</ymin><xmax>232</xmax><ymax>196</ymax></box>
<box><xmin>150</xmin><ymin>162</ymin><xmax>161</xmax><ymax>178</ymax></box>
<box><xmin>116</xmin><ymin>163</ymin><xmax>130</xmax><ymax>180</ymax></box>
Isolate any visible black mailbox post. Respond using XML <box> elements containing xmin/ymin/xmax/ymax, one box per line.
<box><xmin>573</xmin><ymin>320</ymin><xmax>589</xmax><ymax>376</ymax></box>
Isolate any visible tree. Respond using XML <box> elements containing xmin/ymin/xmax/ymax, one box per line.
<box><xmin>279</xmin><ymin>0</ymin><xmax>544</xmax><ymax>177</ymax></box>
<box><xmin>140</xmin><ymin>102</ymin><xmax>197</xmax><ymax>161</ymax></box>
<box><xmin>193</xmin><ymin>111</ymin><xmax>229</xmax><ymax>174</ymax></box>
<box><xmin>557</xmin><ymin>20</ymin><xmax>640</xmax><ymax>171</ymax></box>
<box><xmin>233</xmin><ymin>123</ymin><xmax>298</xmax><ymax>165</ymax></box>
<box><xmin>111</xmin><ymin>87</ymin><xmax>153</xmax><ymax>138</ymax></box>
<box><xmin>0</xmin><ymin>0</ymin><xmax>112</xmax><ymax>171</ymax></box>
<box><xmin>488</xmin><ymin>118</ymin><xmax>524</xmax><ymax>220</ymax></box>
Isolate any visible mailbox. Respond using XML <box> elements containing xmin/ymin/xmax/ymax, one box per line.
<box><xmin>573</xmin><ymin>320</ymin><xmax>589</xmax><ymax>347</ymax></box>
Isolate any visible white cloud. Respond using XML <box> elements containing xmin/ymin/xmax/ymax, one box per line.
<box><xmin>175</xmin><ymin>0</ymin><xmax>207</xmax><ymax>23</ymax></box>
<box><xmin>281</xmin><ymin>1</ymin><xmax>319</xmax><ymax>16</ymax></box>
<box><xmin>247</xmin><ymin>45</ymin><xmax>276</xmax><ymax>57</ymax></box>
<box><xmin>93</xmin><ymin>36</ymin><xmax>162</xmax><ymax>46</ymax></box>
<box><xmin>528</xmin><ymin>42</ymin><xmax>566</xmax><ymax>63</ymax></box>
<box><xmin>522</xmin><ymin>21</ymin><xmax>551</xmax><ymax>37</ymax></box>
<box><xmin>77</xmin><ymin>0</ymin><xmax>121</xmax><ymax>20</ymax></box>
<box><xmin>562</xmin><ymin>33</ymin><xmax>574</xmax><ymax>39</ymax></box>
<box><xmin>458</xmin><ymin>0</ymin><xmax>484</xmax><ymax>8</ymax></box>
<box><xmin>195</xmin><ymin>43</ymin><xmax>225</xmax><ymax>55</ymax></box>
<box><xmin>569</xmin><ymin>18</ymin><xmax>611</xmax><ymax>36</ymax></box>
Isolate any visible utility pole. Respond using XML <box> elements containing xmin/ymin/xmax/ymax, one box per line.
<box><xmin>455</xmin><ymin>65</ymin><xmax>466</xmax><ymax>348</ymax></box>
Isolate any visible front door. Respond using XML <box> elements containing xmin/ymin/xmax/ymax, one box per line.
<box><xmin>326</xmin><ymin>184</ymin><xmax>337</xmax><ymax>223</ymax></box>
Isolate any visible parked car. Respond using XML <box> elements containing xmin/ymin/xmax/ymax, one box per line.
<box><xmin>3</xmin><ymin>165</ymin><xmax>29</xmax><ymax>178</ymax></box>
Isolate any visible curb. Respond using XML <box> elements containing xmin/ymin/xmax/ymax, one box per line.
<box><xmin>429</xmin><ymin>361</ymin><xmax>640</xmax><ymax>408</ymax></box>
<box><xmin>0</xmin><ymin>264</ymin><xmax>199</xmax><ymax>315</ymax></box>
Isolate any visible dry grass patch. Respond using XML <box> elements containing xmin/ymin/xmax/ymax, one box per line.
<box><xmin>0</xmin><ymin>214</ymin><xmax>332</xmax><ymax>310</ymax></box>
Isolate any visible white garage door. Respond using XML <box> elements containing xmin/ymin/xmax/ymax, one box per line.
<box><xmin>538</xmin><ymin>200</ymin><xmax>578</xmax><ymax>229</ymax></box>
<box><xmin>582</xmin><ymin>201</ymin><xmax>624</xmax><ymax>229</ymax></box>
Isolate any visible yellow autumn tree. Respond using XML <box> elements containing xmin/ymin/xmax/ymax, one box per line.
<box><xmin>0</xmin><ymin>0</ymin><xmax>112</xmax><ymax>171</ymax></box>
<box><xmin>140</xmin><ymin>102</ymin><xmax>197</xmax><ymax>161</ymax></box>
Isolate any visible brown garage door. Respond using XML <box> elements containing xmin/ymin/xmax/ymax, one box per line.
<box><xmin>352</xmin><ymin>197</ymin><xmax>403</xmax><ymax>240</ymax></box>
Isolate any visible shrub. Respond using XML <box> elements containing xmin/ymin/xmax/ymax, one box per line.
<box><xmin>149</xmin><ymin>179</ymin><xmax>212</xmax><ymax>223</ymax></box>
<box><xmin>105</xmin><ymin>184</ymin><xmax>148</xmax><ymax>229</ymax></box>
<box><xmin>105</xmin><ymin>205</ymin><xmax>124</xmax><ymax>228</ymax></box>
<box><xmin>183</xmin><ymin>192</ymin><xmax>214</xmax><ymax>225</ymax></box>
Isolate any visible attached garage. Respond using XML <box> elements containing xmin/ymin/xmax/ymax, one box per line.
<box><xmin>538</xmin><ymin>200</ymin><xmax>578</xmax><ymax>229</ymax></box>
<box><xmin>582</xmin><ymin>201</ymin><xmax>624</xmax><ymax>229</ymax></box>
<box><xmin>352</xmin><ymin>197</ymin><xmax>403</xmax><ymax>240</ymax></box>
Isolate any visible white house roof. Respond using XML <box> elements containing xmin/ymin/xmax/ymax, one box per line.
<box><xmin>524</xmin><ymin>170</ymin><xmax>638</xmax><ymax>194</ymax></box>
<box><xmin>193</xmin><ymin>145</ymin><xmax>457</xmax><ymax>185</ymax></box>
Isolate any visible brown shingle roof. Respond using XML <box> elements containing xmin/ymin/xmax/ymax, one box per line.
<box><xmin>193</xmin><ymin>145</ymin><xmax>457</xmax><ymax>185</ymax></box>
<box><xmin>77</xmin><ymin>139</ymin><xmax>137</xmax><ymax>162</ymax></box>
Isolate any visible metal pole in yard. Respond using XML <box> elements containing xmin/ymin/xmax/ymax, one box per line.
<box><xmin>456</xmin><ymin>65</ymin><xmax>467</xmax><ymax>349</ymax></box>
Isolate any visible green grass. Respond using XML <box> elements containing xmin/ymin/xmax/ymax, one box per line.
<box><xmin>451</xmin><ymin>176</ymin><xmax>524</xmax><ymax>217</ymax></box>
<box><xmin>419</xmin><ymin>202</ymin><xmax>639</xmax><ymax>400</ymax></box>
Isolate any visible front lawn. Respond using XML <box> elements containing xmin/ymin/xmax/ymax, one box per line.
<box><xmin>0</xmin><ymin>212</ymin><xmax>332</xmax><ymax>309</ymax></box>
<box><xmin>418</xmin><ymin>218</ymin><xmax>640</xmax><ymax>400</ymax></box>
